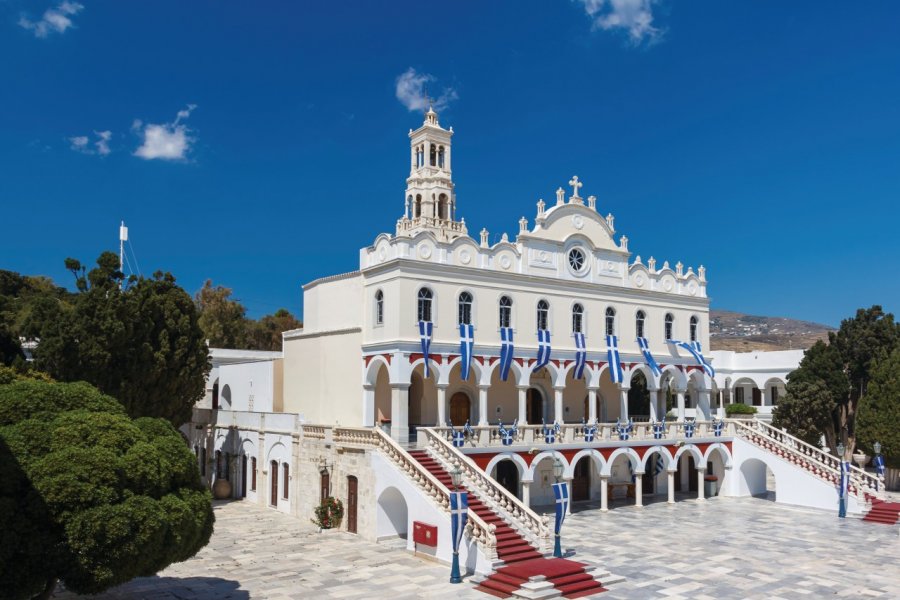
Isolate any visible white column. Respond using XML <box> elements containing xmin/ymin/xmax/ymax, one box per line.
<box><xmin>436</xmin><ymin>385</ymin><xmax>448</xmax><ymax>426</ymax></box>
<box><xmin>522</xmin><ymin>480</ymin><xmax>531</xmax><ymax>507</ymax></box>
<box><xmin>554</xmin><ymin>387</ymin><xmax>564</xmax><ymax>423</ymax></box>
<box><xmin>478</xmin><ymin>385</ymin><xmax>489</xmax><ymax>426</ymax></box>
<box><xmin>698</xmin><ymin>390</ymin><xmax>711</xmax><ymax>421</ymax></box>
<box><xmin>667</xmin><ymin>471</ymin><xmax>675</xmax><ymax>503</ymax></box>
<box><xmin>390</xmin><ymin>384</ymin><xmax>409</xmax><ymax>444</ymax></box>
<box><xmin>635</xmin><ymin>473</ymin><xmax>643</xmax><ymax>507</ymax></box>
<box><xmin>619</xmin><ymin>388</ymin><xmax>629</xmax><ymax>421</ymax></box>
<box><xmin>648</xmin><ymin>389</ymin><xmax>659</xmax><ymax>422</ymax></box>
<box><xmin>600</xmin><ymin>476</ymin><xmax>609</xmax><ymax>512</ymax></box>
<box><xmin>588</xmin><ymin>388</ymin><xmax>598</xmax><ymax>423</ymax></box>
<box><xmin>564</xmin><ymin>478</ymin><xmax>573</xmax><ymax>515</ymax></box>
<box><xmin>697</xmin><ymin>467</ymin><xmax>706</xmax><ymax>500</ymax></box>
<box><xmin>362</xmin><ymin>385</ymin><xmax>375</xmax><ymax>427</ymax></box>
<box><xmin>517</xmin><ymin>387</ymin><xmax>528</xmax><ymax>425</ymax></box>
<box><xmin>676</xmin><ymin>390</ymin><xmax>686</xmax><ymax>422</ymax></box>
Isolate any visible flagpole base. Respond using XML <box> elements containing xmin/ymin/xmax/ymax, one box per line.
<box><xmin>450</xmin><ymin>551</ymin><xmax>462</xmax><ymax>583</ymax></box>
<box><xmin>838</xmin><ymin>499</ymin><xmax>846</xmax><ymax>519</ymax></box>
<box><xmin>553</xmin><ymin>534</ymin><xmax>562</xmax><ymax>558</ymax></box>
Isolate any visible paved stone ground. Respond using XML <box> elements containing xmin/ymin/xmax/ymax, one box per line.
<box><xmin>55</xmin><ymin>495</ymin><xmax>898</xmax><ymax>599</ymax></box>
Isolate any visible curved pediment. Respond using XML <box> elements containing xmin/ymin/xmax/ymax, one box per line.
<box><xmin>521</xmin><ymin>203</ymin><xmax>623</xmax><ymax>253</ymax></box>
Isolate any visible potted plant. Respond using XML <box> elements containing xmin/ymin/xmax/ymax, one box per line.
<box><xmin>725</xmin><ymin>403</ymin><xmax>757</xmax><ymax>419</ymax></box>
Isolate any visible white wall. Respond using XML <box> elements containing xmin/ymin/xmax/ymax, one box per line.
<box><xmin>218</xmin><ymin>359</ymin><xmax>280</xmax><ymax>412</ymax></box>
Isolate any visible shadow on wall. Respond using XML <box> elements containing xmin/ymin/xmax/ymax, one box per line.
<box><xmin>54</xmin><ymin>576</ymin><xmax>250</xmax><ymax>599</ymax></box>
<box><xmin>377</xmin><ymin>486</ymin><xmax>409</xmax><ymax>540</ymax></box>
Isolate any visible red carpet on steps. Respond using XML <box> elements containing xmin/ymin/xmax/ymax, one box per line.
<box><xmin>863</xmin><ymin>500</ymin><xmax>900</xmax><ymax>525</ymax></box>
<box><xmin>406</xmin><ymin>450</ymin><xmax>607</xmax><ymax>598</ymax></box>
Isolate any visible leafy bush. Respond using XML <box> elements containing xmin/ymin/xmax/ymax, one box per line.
<box><xmin>0</xmin><ymin>380</ymin><xmax>214</xmax><ymax>599</ymax></box>
<box><xmin>314</xmin><ymin>496</ymin><xmax>344</xmax><ymax>529</ymax></box>
<box><xmin>725</xmin><ymin>403</ymin><xmax>757</xmax><ymax>416</ymax></box>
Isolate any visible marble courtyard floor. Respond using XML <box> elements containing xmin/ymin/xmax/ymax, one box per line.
<box><xmin>54</xmin><ymin>495</ymin><xmax>898</xmax><ymax>599</ymax></box>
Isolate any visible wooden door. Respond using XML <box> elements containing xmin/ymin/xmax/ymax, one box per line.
<box><xmin>449</xmin><ymin>392</ymin><xmax>470</xmax><ymax>425</ymax></box>
<box><xmin>572</xmin><ymin>458</ymin><xmax>590</xmax><ymax>501</ymax></box>
<box><xmin>270</xmin><ymin>460</ymin><xmax>278</xmax><ymax>506</ymax></box>
<box><xmin>320</xmin><ymin>471</ymin><xmax>330</xmax><ymax>502</ymax></box>
<box><xmin>687</xmin><ymin>455</ymin><xmax>698</xmax><ymax>492</ymax></box>
<box><xmin>347</xmin><ymin>476</ymin><xmax>358</xmax><ymax>534</ymax></box>
<box><xmin>527</xmin><ymin>388</ymin><xmax>543</xmax><ymax>424</ymax></box>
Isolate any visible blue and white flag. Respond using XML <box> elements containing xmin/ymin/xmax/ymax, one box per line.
<box><xmin>552</xmin><ymin>481</ymin><xmax>569</xmax><ymax>535</ymax></box>
<box><xmin>450</xmin><ymin>422</ymin><xmax>465</xmax><ymax>448</ymax></box>
<box><xmin>583</xmin><ymin>419</ymin><xmax>597</xmax><ymax>442</ymax></box>
<box><xmin>450</xmin><ymin>490</ymin><xmax>469</xmax><ymax>554</ymax></box>
<box><xmin>542</xmin><ymin>419</ymin><xmax>555</xmax><ymax>444</ymax></box>
<box><xmin>713</xmin><ymin>418</ymin><xmax>724</xmax><ymax>437</ymax></box>
<box><xmin>667</xmin><ymin>339</ymin><xmax>715</xmax><ymax>378</ymax></box>
<box><xmin>535</xmin><ymin>329</ymin><xmax>551</xmax><ymax>371</ymax></box>
<box><xmin>683</xmin><ymin>419</ymin><xmax>695</xmax><ymax>439</ymax></box>
<box><xmin>573</xmin><ymin>332</ymin><xmax>587</xmax><ymax>380</ymax></box>
<box><xmin>499</xmin><ymin>327</ymin><xmax>515</xmax><ymax>382</ymax></box>
<box><xmin>636</xmin><ymin>336</ymin><xmax>661</xmax><ymax>377</ymax></box>
<box><xmin>606</xmin><ymin>334</ymin><xmax>623</xmax><ymax>384</ymax></box>
<box><xmin>616</xmin><ymin>418</ymin><xmax>633</xmax><ymax>441</ymax></box>
<box><xmin>418</xmin><ymin>320</ymin><xmax>433</xmax><ymax>377</ymax></box>
<box><xmin>463</xmin><ymin>419</ymin><xmax>475</xmax><ymax>439</ymax></box>
<box><xmin>651</xmin><ymin>418</ymin><xmax>666</xmax><ymax>440</ymax></box>
<box><xmin>654</xmin><ymin>453</ymin><xmax>665</xmax><ymax>477</ymax></box>
<box><xmin>838</xmin><ymin>460</ymin><xmax>850</xmax><ymax>518</ymax></box>
<box><xmin>459</xmin><ymin>323</ymin><xmax>474</xmax><ymax>381</ymax></box>
<box><xmin>498</xmin><ymin>419</ymin><xmax>514</xmax><ymax>446</ymax></box>
<box><xmin>874</xmin><ymin>454</ymin><xmax>885</xmax><ymax>491</ymax></box>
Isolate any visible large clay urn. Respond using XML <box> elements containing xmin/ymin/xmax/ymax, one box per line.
<box><xmin>213</xmin><ymin>478</ymin><xmax>232</xmax><ymax>500</ymax></box>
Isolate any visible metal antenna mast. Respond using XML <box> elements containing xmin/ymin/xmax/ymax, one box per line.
<box><xmin>119</xmin><ymin>221</ymin><xmax>128</xmax><ymax>289</ymax></box>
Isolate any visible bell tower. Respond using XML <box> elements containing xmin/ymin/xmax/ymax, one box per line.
<box><xmin>396</xmin><ymin>106</ymin><xmax>467</xmax><ymax>242</ymax></box>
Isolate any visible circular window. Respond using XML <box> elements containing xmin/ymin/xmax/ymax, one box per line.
<box><xmin>567</xmin><ymin>248</ymin><xmax>587</xmax><ymax>274</ymax></box>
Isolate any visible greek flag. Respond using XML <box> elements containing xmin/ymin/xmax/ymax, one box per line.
<box><xmin>838</xmin><ymin>460</ymin><xmax>850</xmax><ymax>518</ymax></box>
<box><xmin>667</xmin><ymin>339</ymin><xmax>715</xmax><ymax>378</ymax></box>
<box><xmin>616</xmin><ymin>418</ymin><xmax>633</xmax><ymax>441</ymax></box>
<box><xmin>636</xmin><ymin>336</ymin><xmax>661</xmax><ymax>377</ymax></box>
<box><xmin>573</xmin><ymin>332</ymin><xmax>587</xmax><ymax>379</ymax></box>
<box><xmin>459</xmin><ymin>323</ymin><xmax>474</xmax><ymax>381</ymax></box>
<box><xmin>542</xmin><ymin>419</ymin><xmax>555</xmax><ymax>444</ymax></box>
<box><xmin>583</xmin><ymin>419</ymin><xmax>597</xmax><ymax>442</ymax></box>
<box><xmin>464</xmin><ymin>420</ymin><xmax>475</xmax><ymax>439</ymax></box>
<box><xmin>874</xmin><ymin>454</ymin><xmax>885</xmax><ymax>491</ymax></box>
<box><xmin>684</xmin><ymin>419</ymin><xmax>695</xmax><ymax>439</ymax></box>
<box><xmin>552</xmin><ymin>481</ymin><xmax>569</xmax><ymax>535</ymax></box>
<box><xmin>450</xmin><ymin>490</ymin><xmax>469</xmax><ymax>554</ymax></box>
<box><xmin>499</xmin><ymin>327</ymin><xmax>515</xmax><ymax>382</ymax></box>
<box><xmin>498</xmin><ymin>420</ymin><xmax>514</xmax><ymax>446</ymax></box>
<box><xmin>535</xmin><ymin>329</ymin><xmax>551</xmax><ymax>371</ymax></box>
<box><xmin>418</xmin><ymin>320</ymin><xmax>433</xmax><ymax>377</ymax></box>
<box><xmin>448</xmin><ymin>421</ymin><xmax>465</xmax><ymax>447</ymax></box>
<box><xmin>651</xmin><ymin>418</ymin><xmax>666</xmax><ymax>440</ymax></box>
<box><xmin>713</xmin><ymin>419</ymin><xmax>724</xmax><ymax>437</ymax></box>
<box><xmin>654</xmin><ymin>453</ymin><xmax>665</xmax><ymax>477</ymax></box>
<box><xmin>606</xmin><ymin>334</ymin><xmax>623</xmax><ymax>384</ymax></box>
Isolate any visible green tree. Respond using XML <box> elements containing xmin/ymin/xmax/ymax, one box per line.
<box><xmin>856</xmin><ymin>348</ymin><xmax>900</xmax><ymax>468</ymax></box>
<box><xmin>195</xmin><ymin>279</ymin><xmax>249</xmax><ymax>348</ymax></box>
<box><xmin>772</xmin><ymin>380</ymin><xmax>836</xmax><ymax>448</ymax></box>
<box><xmin>0</xmin><ymin>380</ymin><xmax>214</xmax><ymax>600</ymax></box>
<box><xmin>245</xmin><ymin>308</ymin><xmax>302</xmax><ymax>351</ymax></box>
<box><xmin>32</xmin><ymin>253</ymin><xmax>209</xmax><ymax>426</ymax></box>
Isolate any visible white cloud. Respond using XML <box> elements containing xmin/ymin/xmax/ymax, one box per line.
<box><xmin>19</xmin><ymin>1</ymin><xmax>84</xmax><ymax>38</ymax></box>
<box><xmin>577</xmin><ymin>0</ymin><xmax>661</xmax><ymax>45</ymax></box>
<box><xmin>133</xmin><ymin>105</ymin><xmax>197</xmax><ymax>161</ymax></box>
<box><xmin>68</xmin><ymin>130</ymin><xmax>112</xmax><ymax>155</ymax></box>
<box><xmin>395</xmin><ymin>68</ymin><xmax>458</xmax><ymax>112</ymax></box>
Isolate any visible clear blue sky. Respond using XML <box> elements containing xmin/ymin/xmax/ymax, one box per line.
<box><xmin>2</xmin><ymin>1</ymin><xmax>899</xmax><ymax>327</ymax></box>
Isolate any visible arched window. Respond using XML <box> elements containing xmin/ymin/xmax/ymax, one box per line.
<box><xmin>438</xmin><ymin>193</ymin><xmax>448</xmax><ymax>220</ymax></box>
<box><xmin>605</xmin><ymin>307</ymin><xmax>616</xmax><ymax>336</ymax></box>
<box><xmin>572</xmin><ymin>303</ymin><xmax>584</xmax><ymax>333</ymax></box>
<box><xmin>690</xmin><ymin>316</ymin><xmax>698</xmax><ymax>342</ymax></box>
<box><xmin>429</xmin><ymin>144</ymin><xmax>436</xmax><ymax>166</ymax></box>
<box><xmin>636</xmin><ymin>310</ymin><xmax>646</xmax><ymax>338</ymax></box>
<box><xmin>665</xmin><ymin>313</ymin><xmax>674</xmax><ymax>341</ymax></box>
<box><xmin>415</xmin><ymin>194</ymin><xmax>422</xmax><ymax>217</ymax></box>
<box><xmin>458</xmin><ymin>291</ymin><xmax>473</xmax><ymax>325</ymax></box>
<box><xmin>499</xmin><ymin>296</ymin><xmax>512</xmax><ymax>328</ymax></box>
<box><xmin>438</xmin><ymin>146</ymin><xmax>445</xmax><ymax>168</ymax></box>
<box><xmin>417</xmin><ymin>288</ymin><xmax>433</xmax><ymax>322</ymax></box>
<box><xmin>374</xmin><ymin>290</ymin><xmax>384</xmax><ymax>325</ymax></box>
<box><xmin>537</xmin><ymin>300</ymin><xmax>549</xmax><ymax>331</ymax></box>
<box><xmin>283</xmin><ymin>463</ymin><xmax>290</xmax><ymax>499</ymax></box>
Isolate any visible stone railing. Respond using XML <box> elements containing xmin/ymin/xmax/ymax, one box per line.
<box><xmin>730</xmin><ymin>419</ymin><xmax>884</xmax><ymax>501</ymax></box>
<box><xmin>317</xmin><ymin>425</ymin><xmax>497</xmax><ymax>559</ymax></box>
<box><xmin>421</xmin><ymin>427</ymin><xmax>551</xmax><ymax>553</ymax></box>
<box><xmin>431</xmin><ymin>420</ymin><xmax>734</xmax><ymax>448</ymax></box>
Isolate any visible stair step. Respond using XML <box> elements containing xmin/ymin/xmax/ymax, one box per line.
<box><xmin>474</xmin><ymin>583</ymin><xmax>514</xmax><ymax>599</ymax></box>
<box><xmin>550</xmin><ymin>572</ymin><xmax>593</xmax><ymax>586</ymax></box>
<box><xmin>558</xmin><ymin>579</ymin><xmax>605</xmax><ymax>595</ymax></box>
<box><xmin>488</xmin><ymin>572</ymin><xmax>528</xmax><ymax>587</ymax></box>
<box><xmin>500</xmin><ymin>549</ymin><xmax>543</xmax><ymax>563</ymax></box>
<box><xmin>563</xmin><ymin>583</ymin><xmax>608</xmax><ymax>598</ymax></box>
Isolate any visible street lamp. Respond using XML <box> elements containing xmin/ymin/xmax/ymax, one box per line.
<box><xmin>553</xmin><ymin>457</ymin><xmax>564</xmax><ymax>482</ymax></box>
<box><xmin>449</xmin><ymin>466</ymin><xmax>462</xmax><ymax>490</ymax></box>
<box><xmin>836</xmin><ymin>442</ymin><xmax>845</xmax><ymax>460</ymax></box>
<box><xmin>874</xmin><ymin>441</ymin><xmax>882</xmax><ymax>455</ymax></box>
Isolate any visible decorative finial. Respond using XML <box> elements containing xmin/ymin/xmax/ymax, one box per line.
<box><xmin>620</xmin><ymin>235</ymin><xmax>629</xmax><ymax>251</ymax></box>
<box><xmin>556</xmin><ymin>187</ymin><xmax>565</xmax><ymax>205</ymax></box>
<box><xmin>662</xmin><ymin>260</ymin><xmax>670</xmax><ymax>270</ymax></box>
<box><xmin>537</xmin><ymin>199</ymin><xmax>546</xmax><ymax>217</ymax></box>
<box><xmin>519</xmin><ymin>216</ymin><xmax>528</xmax><ymax>233</ymax></box>
<box><xmin>480</xmin><ymin>228</ymin><xmax>489</xmax><ymax>248</ymax></box>
<box><xmin>634</xmin><ymin>255</ymin><xmax>642</xmax><ymax>265</ymax></box>
<box><xmin>587</xmin><ymin>195</ymin><xmax>596</xmax><ymax>210</ymax></box>
<box><xmin>568</xmin><ymin>175</ymin><xmax>583</xmax><ymax>200</ymax></box>
<box><xmin>676</xmin><ymin>261</ymin><xmax>684</xmax><ymax>276</ymax></box>
<box><xmin>648</xmin><ymin>257</ymin><xmax>656</xmax><ymax>272</ymax></box>
<box><xmin>606</xmin><ymin>213</ymin><xmax>615</xmax><ymax>232</ymax></box>
<box><xmin>698</xmin><ymin>265</ymin><xmax>706</xmax><ymax>282</ymax></box>
<box><xmin>501</xmin><ymin>232</ymin><xmax>509</xmax><ymax>243</ymax></box>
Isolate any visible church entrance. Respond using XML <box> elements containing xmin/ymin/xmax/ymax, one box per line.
<box><xmin>495</xmin><ymin>460</ymin><xmax>520</xmax><ymax>499</ymax></box>
<box><xmin>527</xmin><ymin>388</ymin><xmax>544</xmax><ymax>424</ymax></box>
<box><xmin>449</xmin><ymin>392</ymin><xmax>471</xmax><ymax>425</ymax></box>
<box><xmin>572</xmin><ymin>457</ymin><xmax>591</xmax><ymax>502</ymax></box>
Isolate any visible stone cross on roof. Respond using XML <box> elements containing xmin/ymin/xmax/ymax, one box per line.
<box><xmin>569</xmin><ymin>175</ymin><xmax>583</xmax><ymax>199</ymax></box>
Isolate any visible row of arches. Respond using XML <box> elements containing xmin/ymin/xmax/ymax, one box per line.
<box><xmin>407</xmin><ymin>193</ymin><xmax>453</xmax><ymax>221</ymax></box>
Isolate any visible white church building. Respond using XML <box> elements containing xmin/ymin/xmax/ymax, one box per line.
<box><xmin>184</xmin><ymin>108</ymin><xmax>885</xmax><ymax>596</ymax></box>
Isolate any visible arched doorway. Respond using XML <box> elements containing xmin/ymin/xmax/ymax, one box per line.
<box><xmin>270</xmin><ymin>460</ymin><xmax>279</xmax><ymax>506</ymax></box>
<box><xmin>449</xmin><ymin>392</ymin><xmax>471</xmax><ymax>425</ymax></box>
<box><xmin>377</xmin><ymin>487</ymin><xmax>409</xmax><ymax>539</ymax></box>
<box><xmin>527</xmin><ymin>388</ymin><xmax>544</xmax><ymax>424</ymax></box>
<box><xmin>676</xmin><ymin>454</ymin><xmax>699</xmax><ymax>495</ymax></box>
<box><xmin>628</xmin><ymin>371</ymin><xmax>651</xmax><ymax>419</ymax></box>
<box><xmin>572</xmin><ymin>456</ymin><xmax>591</xmax><ymax>502</ymax></box>
<box><xmin>495</xmin><ymin>460</ymin><xmax>520</xmax><ymax>499</ymax></box>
